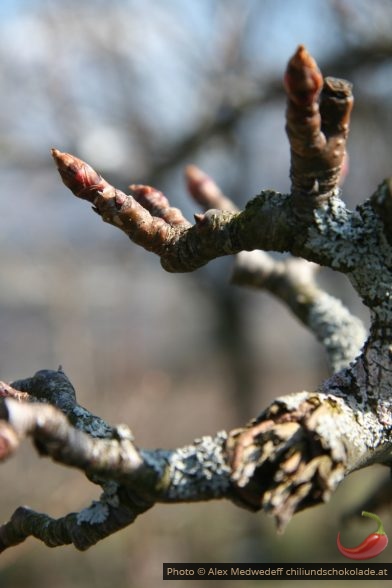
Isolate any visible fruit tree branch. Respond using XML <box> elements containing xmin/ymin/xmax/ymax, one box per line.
<box><xmin>184</xmin><ymin>163</ymin><xmax>366</xmax><ymax>372</ymax></box>
<box><xmin>1</xmin><ymin>45</ymin><xmax>391</xmax><ymax>553</ymax></box>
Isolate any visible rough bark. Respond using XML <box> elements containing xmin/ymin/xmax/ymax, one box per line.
<box><xmin>0</xmin><ymin>45</ymin><xmax>391</xmax><ymax>553</ymax></box>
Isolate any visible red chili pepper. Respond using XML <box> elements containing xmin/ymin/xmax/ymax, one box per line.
<box><xmin>337</xmin><ymin>511</ymin><xmax>388</xmax><ymax>560</ymax></box>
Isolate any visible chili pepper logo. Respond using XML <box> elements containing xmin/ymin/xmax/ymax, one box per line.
<box><xmin>337</xmin><ymin>511</ymin><xmax>388</xmax><ymax>560</ymax></box>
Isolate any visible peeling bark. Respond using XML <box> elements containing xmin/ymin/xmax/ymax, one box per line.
<box><xmin>1</xmin><ymin>46</ymin><xmax>392</xmax><ymax>553</ymax></box>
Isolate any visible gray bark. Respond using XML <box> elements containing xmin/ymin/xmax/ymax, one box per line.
<box><xmin>1</xmin><ymin>47</ymin><xmax>391</xmax><ymax>553</ymax></box>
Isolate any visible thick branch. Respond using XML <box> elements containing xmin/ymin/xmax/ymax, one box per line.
<box><xmin>0</xmin><ymin>495</ymin><xmax>151</xmax><ymax>553</ymax></box>
<box><xmin>52</xmin><ymin>147</ymin><xmax>392</xmax><ymax>312</ymax></box>
<box><xmin>0</xmin><ymin>400</ymin><xmax>148</xmax><ymax>483</ymax></box>
<box><xmin>3</xmin><ymin>46</ymin><xmax>392</xmax><ymax>555</ymax></box>
<box><xmin>185</xmin><ymin>164</ymin><xmax>366</xmax><ymax>371</ymax></box>
<box><xmin>1</xmin><ymin>342</ymin><xmax>392</xmax><ymax>546</ymax></box>
<box><xmin>52</xmin><ymin>147</ymin><xmax>301</xmax><ymax>271</ymax></box>
<box><xmin>52</xmin><ymin>149</ymin><xmax>375</xmax><ymax>363</ymax></box>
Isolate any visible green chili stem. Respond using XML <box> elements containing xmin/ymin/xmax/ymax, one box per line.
<box><xmin>361</xmin><ymin>511</ymin><xmax>386</xmax><ymax>535</ymax></box>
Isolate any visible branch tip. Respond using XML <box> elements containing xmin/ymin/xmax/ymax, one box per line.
<box><xmin>185</xmin><ymin>164</ymin><xmax>237</xmax><ymax>212</ymax></box>
<box><xmin>284</xmin><ymin>45</ymin><xmax>323</xmax><ymax>107</ymax></box>
<box><xmin>284</xmin><ymin>47</ymin><xmax>353</xmax><ymax>197</ymax></box>
<box><xmin>129</xmin><ymin>183</ymin><xmax>190</xmax><ymax>227</ymax></box>
<box><xmin>52</xmin><ymin>149</ymin><xmax>107</xmax><ymax>203</ymax></box>
<box><xmin>185</xmin><ymin>164</ymin><xmax>216</xmax><ymax>204</ymax></box>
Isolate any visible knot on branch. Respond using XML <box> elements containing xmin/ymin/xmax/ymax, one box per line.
<box><xmin>227</xmin><ymin>396</ymin><xmax>346</xmax><ymax>530</ymax></box>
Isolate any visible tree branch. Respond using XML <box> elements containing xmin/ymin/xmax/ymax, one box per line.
<box><xmin>284</xmin><ymin>46</ymin><xmax>353</xmax><ymax>200</ymax></box>
<box><xmin>232</xmin><ymin>252</ymin><xmax>366</xmax><ymax>372</ymax></box>
<box><xmin>1</xmin><ymin>335</ymin><xmax>391</xmax><ymax>549</ymax></box>
<box><xmin>185</xmin><ymin>164</ymin><xmax>366</xmax><ymax>372</ymax></box>
<box><xmin>1</xmin><ymin>45</ymin><xmax>392</xmax><ymax>554</ymax></box>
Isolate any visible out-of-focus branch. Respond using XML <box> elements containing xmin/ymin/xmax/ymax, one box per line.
<box><xmin>2</xmin><ymin>45</ymin><xmax>392</xmax><ymax>555</ymax></box>
<box><xmin>185</xmin><ymin>164</ymin><xmax>366</xmax><ymax>372</ymax></box>
<box><xmin>232</xmin><ymin>253</ymin><xmax>366</xmax><ymax>371</ymax></box>
<box><xmin>185</xmin><ymin>164</ymin><xmax>238</xmax><ymax>212</ymax></box>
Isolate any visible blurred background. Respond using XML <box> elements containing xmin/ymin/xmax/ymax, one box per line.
<box><xmin>0</xmin><ymin>0</ymin><xmax>392</xmax><ymax>586</ymax></box>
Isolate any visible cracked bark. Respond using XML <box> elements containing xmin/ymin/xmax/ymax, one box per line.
<box><xmin>1</xmin><ymin>45</ymin><xmax>391</xmax><ymax>552</ymax></box>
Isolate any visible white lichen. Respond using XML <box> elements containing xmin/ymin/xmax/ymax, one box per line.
<box><xmin>307</xmin><ymin>290</ymin><xmax>366</xmax><ymax>371</ymax></box>
<box><xmin>76</xmin><ymin>481</ymin><xmax>120</xmax><ymax>526</ymax></box>
<box><xmin>77</xmin><ymin>501</ymin><xmax>109</xmax><ymax>525</ymax></box>
<box><xmin>165</xmin><ymin>431</ymin><xmax>231</xmax><ymax>500</ymax></box>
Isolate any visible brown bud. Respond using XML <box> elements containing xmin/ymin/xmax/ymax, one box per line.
<box><xmin>284</xmin><ymin>45</ymin><xmax>323</xmax><ymax>107</ymax></box>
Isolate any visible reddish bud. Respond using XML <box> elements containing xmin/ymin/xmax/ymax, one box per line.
<box><xmin>130</xmin><ymin>184</ymin><xmax>171</xmax><ymax>212</ymax></box>
<box><xmin>0</xmin><ymin>422</ymin><xmax>19</xmax><ymax>461</ymax></box>
<box><xmin>51</xmin><ymin>149</ymin><xmax>110</xmax><ymax>203</ymax></box>
<box><xmin>186</xmin><ymin>165</ymin><xmax>217</xmax><ymax>205</ymax></box>
<box><xmin>185</xmin><ymin>164</ymin><xmax>236</xmax><ymax>212</ymax></box>
<box><xmin>284</xmin><ymin>45</ymin><xmax>323</xmax><ymax>107</ymax></box>
<box><xmin>130</xmin><ymin>184</ymin><xmax>189</xmax><ymax>227</ymax></box>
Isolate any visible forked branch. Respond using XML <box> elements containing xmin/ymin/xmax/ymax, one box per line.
<box><xmin>1</xmin><ymin>45</ymin><xmax>391</xmax><ymax>553</ymax></box>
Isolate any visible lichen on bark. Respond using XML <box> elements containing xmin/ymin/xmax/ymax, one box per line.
<box><xmin>0</xmin><ymin>45</ymin><xmax>391</xmax><ymax>553</ymax></box>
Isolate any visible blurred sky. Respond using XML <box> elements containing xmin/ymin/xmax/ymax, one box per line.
<box><xmin>0</xmin><ymin>0</ymin><xmax>390</xmax><ymax>401</ymax></box>
<box><xmin>1</xmin><ymin>2</ymin><xmax>392</xmax><ymax>586</ymax></box>
<box><xmin>0</xmin><ymin>0</ymin><xmax>387</xmax><ymax>255</ymax></box>
<box><xmin>0</xmin><ymin>0</ymin><xmax>342</xmax><ymax>158</ymax></box>
<box><xmin>0</xmin><ymin>0</ymin><xmax>390</xmax><ymax>397</ymax></box>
